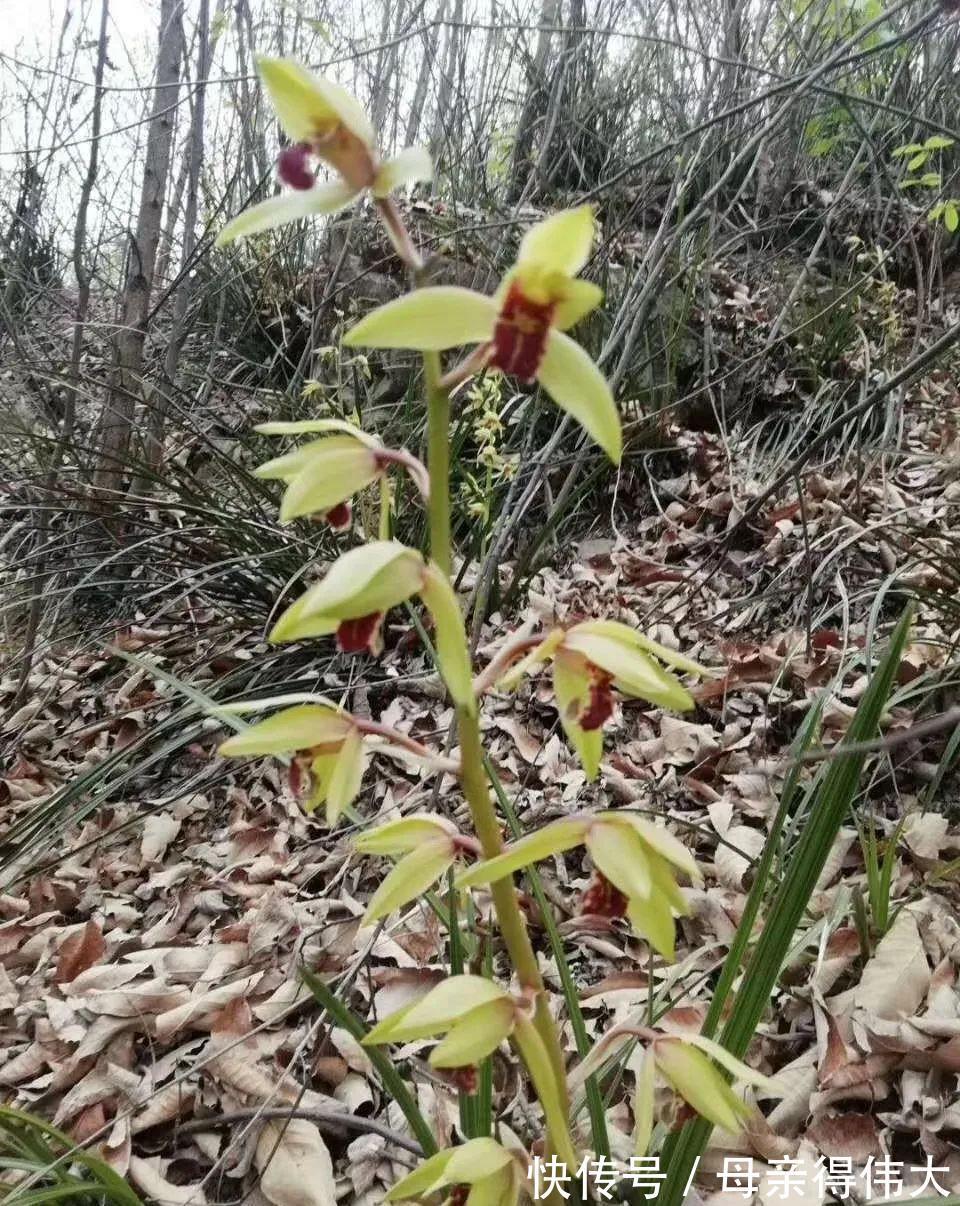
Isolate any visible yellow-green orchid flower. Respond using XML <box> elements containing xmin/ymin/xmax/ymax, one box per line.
<box><xmin>365</xmin><ymin>976</ymin><xmax>576</xmax><ymax>1169</ymax></box>
<box><xmin>386</xmin><ymin>1137</ymin><xmax>528</xmax><ymax>1205</ymax></box>
<box><xmin>571</xmin><ymin>1027</ymin><xmax>782</xmax><ymax>1152</ymax></box>
<box><xmin>253</xmin><ymin>418</ymin><xmax>429</xmax><ymax>527</ymax></box>
<box><xmin>354</xmin><ymin>815</ymin><xmax>480</xmax><ymax>926</ymax></box>
<box><xmin>216</xmin><ymin>57</ymin><xmax>431</xmax><ymax>245</ymax></box>
<box><xmin>219</xmin><ymin>703</ymin><xmax>366</xmax><ymax>824</ymax></box>
<box><xmin>343</xmin><ymin>206</ymin><xmax>621</xmax><ymax>463</ymax></box>
<box><xmin>455</xmin><ymin>812</ymin><xmax>701</xmax><ymax>960</ymax></box>
<box><xmin>495</xmin><ymin>619</ymin><xmax>708</xmax><ymax>780</ymax></box>
<box><xmin>268</xmin><ymin>541</ymin><xmax>475</xmax><ymax>711</ymax></box>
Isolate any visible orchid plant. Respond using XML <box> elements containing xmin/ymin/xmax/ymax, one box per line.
<box><xmin>218</xmin><ymin>56</ymin><xmax>777</xmax><ymax>1203</ymax></box>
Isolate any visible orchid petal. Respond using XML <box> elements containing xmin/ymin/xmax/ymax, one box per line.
<box><xmin>218</xmin><ymin>704</ymin><xmax>351</xmax><ymax>756</ymax></box>
<box><xmin>446</xmin><ymin>1139</ymin><xmax>514</xmax><ymax>1183</ymax></box>
<box><xmin>634</xmin><ymin>1049</ymin><xmax>657</xmax><ymax>1156</ymax></box>
<box><xmin>344</xmin><ymin>287</ymin><xmax>497</xmax><ymax>351</ymax></box>
<box><xmin>363</xmin><ymin>975</ymin><xmax>508</xmax><ymax>1044</ymax></box>
<box><xmin>429</xmin><ymin>998</ymin><xmax>516</xmax><ymax>1067</ymax></box>
<box><xmin>216</xmin><ymin>182</ymin><xmax>358</xmax><ymax>246</ymax></box>
<box><xmin>305</xmin><ymin>750</ymin><xmax>338</xmax><ymax>814</ymax></box>
<box><xmin>325</xmin><ymin>725</ymin><xmax>366</xmax><ymax>823</ymax></box>
<box><xmin>355</xmin><ymin>815</ymin><xmax>457</xmax><ymax>855</ymax></box>
<box><xmin>277</xmin><ymin>443</ymin><xmax>381</xmax><ymax>523</ymax></box>
<box><xmin>361</xmin><ymin>837</ymin><xmax>455</xmax><ymax>925</ymax></box>
<box><xmin>517</xmin><ymin>205</ymin><xmax>596</xmax><ymax>277</ymax></box>
<box><xmin>612</xmin><ymin>814</ymin><xmax>700</xmax><ymax>881</ymax></box>
<box><xmin>255</xmin><ymin>56</ymin><xmax>374</xmax><ymax>146</ymax></box>
<box><xmin>587</xmin><ymin>820</ymin><xmax>653</xmax><ymax>901</ymax></box>
<box><xmin>553</xmin><ymin>279</ymin><xmax>604</xmax><ymax>330</ymax></box>
<box><xmin>385</xmin><ymin>1149</ymin><xmax>454</xmax><ymax>1201</ymax></box>
<box><xmin>373</xmin><ymin>145</ymin><xmax>434</xmax><ymax>196</ymax></box>
<box><xmin>466</xmin><ymin>1166</ymin><xmax>517</xmax><ymax>1206</ymax></box>
<box><xmin>454</xmin><ymin>820</ymin><xmax>588</xmax><ymax>889</ymax></box>
<box><xmin>255</xmin><ymin>419</ymin><xmax>382</xmax><ymax>449</ymax></box>
<box><xmin>552</xmin><ymin>654</ymin><xmax>603</xmax><ymax>780</ymax></box>
<box><xmin>537</xmin><ymin>330</ymin><xmax>621</xmax><ymax>464</ymax></box>
<box><xmin>654</xmin><ymin>1039</ymin><xmax>749</xmax><ymax>1133</ymax></box>
<box><xmin>682</xmin><ymin>1035</ymin><xmax>785</xmax><ymax>1096</ymax></box>
<box><xmin>269</xmin><ymin>592</ymin><xmax>340</xmax><ymax>643</ymax></box>
<box><xmin>626</xmin><ymin>887</ymin><xmax>678</xmax><ymax>960</ymax></box>
<box><xmin>571</xmin><ymin>620</ymin><xmax>712</xmax><ymax>678</ymax></box>
<box><xmin>563</xmin><ymin>630</ymin><xmax>693</xmax><ymax>711</ymax></box>
<box><xmin>497</xmin><ymin>629</ymin><xmax>565</xmax><ymax>691</ymax></box>
<box><xmin>418</xmin><ymin>564</ymin><xmax>475</xmax><ymax>711</ymax></box>
<box><xmin>255</xmin><ymin>435</ymin><xmax>363</xmax><ymax>483</ymax></box>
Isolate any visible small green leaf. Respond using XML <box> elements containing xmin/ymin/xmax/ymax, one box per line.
<box><xmin>923</xmin><ymin>135</ymin><xmax>954</xmax><ymax>150</ymax></box>
<box><xmin>891</xmin><ymin>142</ymin><xmax>924</xmax><ymax>157</ymax></box>
<box><xmin>907</xmin><ymin>151</ymin><xmax>929</xmax><ymax>171</ymax></box>
<box><xmin>946</xmin><ymin>201</ymin><xmax>959</xmax><ymax>232</ymax></box>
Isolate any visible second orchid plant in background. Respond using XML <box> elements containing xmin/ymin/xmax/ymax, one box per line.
<box><xmin>218</xmin><ymin>53</ymin><xmax>777</xmax><ymax>1203</ymax></box>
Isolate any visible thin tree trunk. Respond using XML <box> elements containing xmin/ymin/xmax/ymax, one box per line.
<box><xmin>93</xmin><ymin>0</ymin><xmax>184</xmax><ymax>501</ymax></box>
<box><xmin>13</xmin><ymin>0</ymin><xmax>110</xmax><ymax>707</ymax></box>
<box><xmin>136</xmin><ymin>0</ymin><xmax>210</xmax><ymax>490</ymax></box>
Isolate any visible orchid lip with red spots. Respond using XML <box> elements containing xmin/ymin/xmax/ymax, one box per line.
<box><xmin>489</xmin><ymin>281</ymin><xmax>555</xmax><ymax>381</ymax></box>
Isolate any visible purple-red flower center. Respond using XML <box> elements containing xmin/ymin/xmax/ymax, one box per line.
<box><xmin>580</xmin><ymin>870</ymin><xmax>628</xmax><ymax>919</ymax></box>
<box><xmin>321</xmin><ymin>501</ymin><xmax>352</xmax><ymax>531</ymax></box>
<box><xmin>448</xmin><ymin>1065</ymin><xmax>479</xmax><ymax>1095</ymax></box>
<box><xmin>489</xmin><ymin>281</ymin><xmax>555</xmax><ymax>382</ymax></box>
<box><xmin>336</xmin><ymin>613</ymin><xmax>384</xmax><ymax>655</ymax></box>
<box><xmin>579</xmin><ymin>668</ymin><xmax>616</xmax><ymax>731</ymax></box>
<box><xmin>277</xmin><ymin>143</ymin><xmax>316</xmax><ymax>190</ymax></box>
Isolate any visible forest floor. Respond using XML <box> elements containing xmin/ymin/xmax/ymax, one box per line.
<box><xmin>3</xmin><ymin>378</ymin><xmax>960</xmax><ymax>1205</ymax></box>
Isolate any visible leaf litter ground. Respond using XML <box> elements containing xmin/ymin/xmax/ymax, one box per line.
<box><xmin>2</xmin><ymin>385</ymin><xmax>960</xmax><ymax>1204</ymax></box>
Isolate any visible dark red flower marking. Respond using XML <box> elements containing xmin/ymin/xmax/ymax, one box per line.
<box><xmin>579</xmin><ymin>668</ymin><xmax>616</xmax><ymax>730</ymax></box>
<box><xmin>277</xmin><ymin>143</ymin><xmax>316</xmax><ymax>190</ymax></box>
<box><xmin>489</xmin><ymin>281</ymin><xmax>555</xmax><ymax>382</ymax></box>
<box><xmin>449</xmin><ymin>1188</ymin><xmax>470</xmax><ymax>1206</ymax></box>
<box><xmin>336</xmin><ymin>612</ymin><xmax>384</xmax><ymax>655</ymax></box>
<box><xmin>322</xmin><ymin>500</ymin><xmax>352</xmax><ymax>531</ymax></box>
<box><xmin>580</xmin><ymin>871</ymin><xmax>628</xmax><ymax>919</ymax></box>
<box><xmin>448</xmin><ymin>1065</ymin><xmax>479</xmax><ymax>1095</ymax></box>
<box><xmin>288</xmin><ymin>753</ymin><xmax>312</xmax><ymax>798</ymax></box>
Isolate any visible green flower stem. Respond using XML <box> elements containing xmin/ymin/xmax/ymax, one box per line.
<box><xmin>424</xmin><ymin>351</ymin><xmax>452</xmax><ymax>576</ymax></box>
<box><xmin>421</xmin><ymin>354</ymin><xmax>573</xmax><ymax>1169</ymax></box>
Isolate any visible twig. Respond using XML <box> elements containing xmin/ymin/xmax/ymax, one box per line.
<box><xmin>143</xmin><ymin>1106</ymin><xmax>423</xmax><ymax>1156</ymax></box>
<box><xmin>797</xmin><ymin>705</ymin><xmax>960</xmax><ymax>764</ymax></box>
